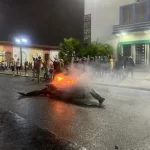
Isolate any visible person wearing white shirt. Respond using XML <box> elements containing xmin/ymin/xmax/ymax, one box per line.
<box><xmin>16</xmin><ymin>58</ymin><xmax>21</xmax><ymax>75</ymax></box>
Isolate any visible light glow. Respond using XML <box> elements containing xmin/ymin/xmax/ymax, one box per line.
<box><xmin>122</xmin><ymin>32</ymin><xmax>127</xmax><ymax>35</ymax></box>
<box><xmin>22</xmin><ymin>39</ymin><xmax>27</xmax><ymax>43</ymax></box>
<box><xmin>15</xmin><ymin>39</ymin><xmax>21</xmax><ymax>43</ymax></box>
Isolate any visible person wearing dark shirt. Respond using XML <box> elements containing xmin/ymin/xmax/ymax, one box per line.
<box><xmin>53</xmin><ymin>58</ymin><xmax>61</xmax><ymax>79</ymax></box>
<box><xmin>126</xmin><ymin>56</ymin><xmax>134</xmax><ymax>78</ymax></box>
<box><xmin>37</xmin><ymin>57</ymin><xmax>42</xmax><ymax>83</ymax></box>
<box><xmin>32</xmin><ymin>58</ymin><xmax>38</xmax><ymax>81</ymax></box>
<box><xmin>115</xmin><ymin>53</ymin><xmax>124</xmax><ymax>78</ymax></box>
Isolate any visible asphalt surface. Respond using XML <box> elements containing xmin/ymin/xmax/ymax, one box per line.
<box><xmin>0</xmin><ymin>109</ymin><xmax>85</xmax><ymax>150</ymax></box>
<box><xmin>0</xmin><ymin>74</ymin><xmax>150</xmax><ymax>150</ymax></box>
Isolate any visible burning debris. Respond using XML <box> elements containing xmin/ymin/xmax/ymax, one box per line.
<box><xmin>18</xmin><ymin>72</ymin><xmax>105</xmax><ymax>107</ymax></box>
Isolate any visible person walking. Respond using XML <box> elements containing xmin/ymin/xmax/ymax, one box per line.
<box><xmin>16</xmin><ymin>58</ymin><xmax>21</xmax><ymax>75</ymax></box>
<box><xmin>11</xmin><ymin>58</ymin><xmax>15</xmax><ymax>76</ymax></box>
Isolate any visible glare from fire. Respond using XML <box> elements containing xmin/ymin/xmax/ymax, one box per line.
<box><xmin>51</xmin><ymin>73</ymin><xmax>77</xmax><ymax>89</ymax></box>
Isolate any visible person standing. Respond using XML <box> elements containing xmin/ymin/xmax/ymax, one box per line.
<box><xmin>44</xmin><ymin>59</ymin><xmax>50</xmax><ymax>80</ymax></box>
<box><xmin>11</xmin><ymin>58</ymin><xmax>15</xmax><ymax>76</ymax></box>
<box><xmin>109</xmin><ymin>56</ymin><xmax>114</xmax><ymax>73</ymax></box>
<box><xmin>24</xmin><ymin>61</ymin><xmax>29</xmax><ymax>76</ymax></box>
<box><xmin>37</xmin><ymin>56</ymin><xmax>42</xmax><ymax>83</ymax></box>
<box><xmin>2</xmin><ymin>61</ymin><xmax>5</xmax><ymax>71</ymax></box>
<box><xmin>16</xmin><ymin>58</ymin><xmax>21</xmax><ymax>75</ymax></box>
<box><xmin>60</xmin><ymin>59</ymin><xmax>64</xmax><ymax>72</ymax></box>
<box><xmin>32</xmin><ymin>58</ymin><xmax>38</xmax><ymax>81</ymax></box>
<box><xmin>116</xmin><ymin>53</ymin><xmax>124</xmax><ymax>78</ymax></box>
<box><xmin>53</xmin><ymin>58</ymin><xmax>61</xmax><ymax>79</ymax></box>
<box><xmin>126</xmin><ymin>56</ymin><xmax>134</xmax><ymax>78</ymax></box>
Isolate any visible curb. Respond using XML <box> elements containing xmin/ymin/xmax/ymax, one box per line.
<box><xmin>0</xmin><ymin>73</ymin><xmax>46</xmax><ymax>80</ymax></box>
<box><xmin>94</xmin><ymin>83</ymin><xmax>150</xmax><ymax>91</ymax></box>
<box><xmin>0</xmin><ymin>72</ymin><xmax>32</xmax><ymax>77</ymax></box>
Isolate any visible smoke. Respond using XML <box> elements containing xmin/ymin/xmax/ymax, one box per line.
<box><xmin>51</xmin><ymin>64</ymin><xmax>96</xmax><ymax>90</ymax></box>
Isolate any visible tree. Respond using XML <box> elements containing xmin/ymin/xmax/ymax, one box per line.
<box><xmin>59</xmin><ymin>38</ymin><xmax>82</xmax><ymax>64</ymax></box>
<box><xmin>59</xmin><ymin>38</ymin><xmax>114</xmax><ymax>65</ymax></box>
<box><xmin>81</xmin><ymin>42</ymin><xmax>113</xmax><ymax>57</ymax></box>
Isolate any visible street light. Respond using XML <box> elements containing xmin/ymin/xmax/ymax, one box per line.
<box><xmin>15</xmin><ymin>37</ymin><xmax>28</xmax><ymax>69</ymax></box>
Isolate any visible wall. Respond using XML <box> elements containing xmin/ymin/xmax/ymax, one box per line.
<box><xmin>85</xmin><ymin>0</ymin><xmax>135</xmax><ymax>53</ymax></box>
<box><xmin>0</xmin><ymin>44</ymin><xmax>59</xmax><ymax>65</ymax></box>
<box><xmin>29</xmin><ymin>48</ymin><xmax>44</xmax><ymax>62</ymax></box>
<box><xmin>0</xmin><ymin>45</ymin><xmax>4</xmax><ymax>62</ymax></box>
<box><xmin>0</xmin><ymin>44</ymin><xmax>13</xmax><ymax>62</ymax></box>
<box><xmin>119</xmin><ymin>32</ymin><xmax>150</xmax><ymax>42</ymax></box>
<box><xmin>50</xmin><ymin>50</ymin><xmax>60</xmax><ymax>62</ymax></box>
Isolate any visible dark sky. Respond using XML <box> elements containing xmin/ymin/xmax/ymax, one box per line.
<box><xmin>0</xmin><ymin>0</ymin><xmax>84</xmax><ymax>46</ymax></box>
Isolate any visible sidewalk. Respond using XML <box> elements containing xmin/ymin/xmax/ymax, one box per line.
<box><xmin>0</xmin><ymin>69</ymin><xmax>44</xmax><ymax>77</ymax></box>
<box><xmin>1</xmin><ymin>70</ymin><xmax>150</xmax><ymax>90</ymax></box>
<box><xmin>93</xmin><ymin>72</ymin><xmax>150</xmax><ymax>90</ymax></box>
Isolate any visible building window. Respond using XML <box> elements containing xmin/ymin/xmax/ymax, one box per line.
<box><xmin>135</xmin><ymin>2</ymin><xmax>146</xmax><ymax>22</ymax></box>
<box><xmin>136</xmin><ymin>44</ymin><xmax>145</xmax><ymax>64</ymax></box>
<box><xmin>123</xmin><ymin>6</ymin><xmax>132</xmax><ymax>25</ymax></box>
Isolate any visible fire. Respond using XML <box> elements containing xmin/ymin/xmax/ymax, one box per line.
<box><xmin>57</xmin><ymin>76</ymin><xmax>63</xmax><ymax>82</ymax></box>
<box><xmin>51</xmin><ymin>73</ymin><xmax>77</xmax><ymax>89</ymax></box>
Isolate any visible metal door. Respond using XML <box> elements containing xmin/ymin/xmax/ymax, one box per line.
<box><xmin>136</xmin><ymin>44</ymin><xmax>145</xmax><ymax>64</ymax></box>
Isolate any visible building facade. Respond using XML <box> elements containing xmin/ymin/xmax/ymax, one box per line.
<box><xmin>0</xmin><ymin>42</ymin><xmax>59</xmax><ymax>66</ymax></box>
<box><xmin>85</xmin><ymin>0</ymin><xmax>150</xmax><ymax>65</ymax></box>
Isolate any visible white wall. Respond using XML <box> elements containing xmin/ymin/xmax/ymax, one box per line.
<box><xmin>50</xmin><ymin>50</ymin><xmax>59</xmax><ymax>62</ymax></box>
<box><xmin>13</xmin><ymin>46</ymin><xmax>20</xmax><ymax>61</ymax></box>
<box><xmin>85</xmin><ymin>0</ymin><xmax>135</xmax><ymax>42</ymax></box>
<box><xmin>22</xmin><ymin>48</ymin><xmax>30</xmax><ymax>64</ymax></box>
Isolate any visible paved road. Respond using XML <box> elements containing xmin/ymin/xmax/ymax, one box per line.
<box><xmin>0</xmin><ymin>108</ymin><xmax>84</xmax><ymax>150</ymax></box>
<box><xmin>0</xmin><ymin>74</ymin><xmax>150</xmax><ymax>150</ymax></box>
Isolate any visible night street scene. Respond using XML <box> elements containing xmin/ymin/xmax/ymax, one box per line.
<box><xmin>1</xmin><ymin>0</ymin><xmax>150</xmax><ymax>150</ymax></box>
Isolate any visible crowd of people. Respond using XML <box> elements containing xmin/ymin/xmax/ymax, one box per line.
<box><xmin>73</xmin><ymin>53</ymin><xmax>135</xmax><ymax>79</ymax></box>
<box><xmin>0</xmin><ymin>61</ymin><xmax>8</xmax><ymax>71</ymax></box>
<box><xmin>0</xmin><ymin>57</ymin><xmax>65</xmax><ymax>83</ymax></box>
<box><xmin>32</xmin><ymin>57</ymin><xmax>64</xmax><ymax>83</ymax></box>
<box><xmin>0</xmin><ymin>53</ymin><xmax>135</xmax><ymax>83</ymax></box>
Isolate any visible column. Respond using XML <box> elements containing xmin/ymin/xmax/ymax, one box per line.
<box><xmin>132</xmin><ymin>4</ymin><xmax>136</xmax><ymax>24</ymax></box>
<box><xmin>146</xmin><ymin>0</ymin><xmax>150</xmax><ymax>21</ymax></box>
<box><xmin>131</xmin><ymin>45</ymin><xmax>136</xmax><ymax>64</ymax></box>
<box><xmin>119</xmin><ymin>7</ymin><xmax>123</xmax><ymax>25</ymax></box>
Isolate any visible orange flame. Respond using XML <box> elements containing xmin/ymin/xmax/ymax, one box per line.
<box><xmin>51</xmin><ymin>73</ymin><xmax>77</xmax><ymax>89</ymax></box>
